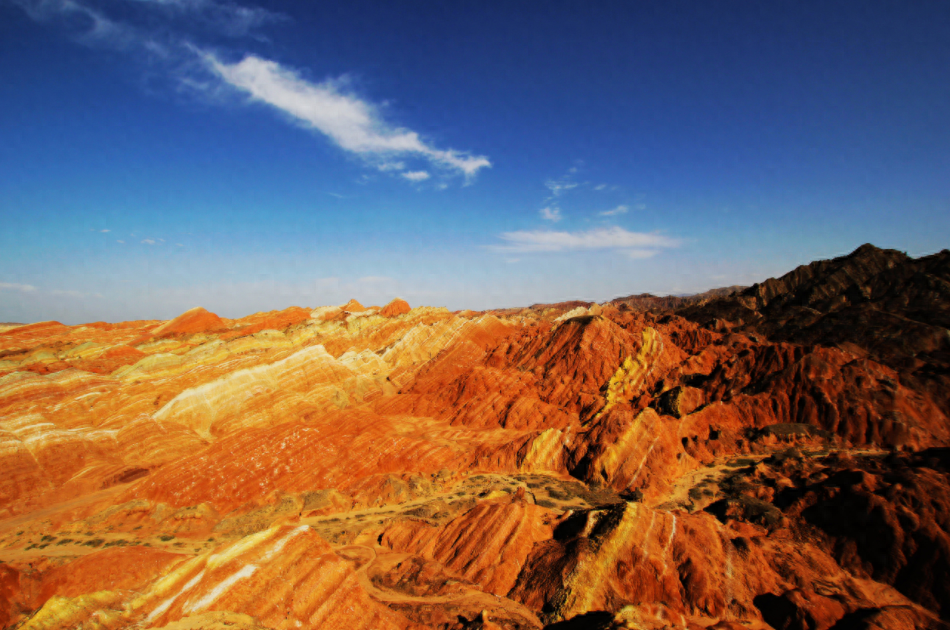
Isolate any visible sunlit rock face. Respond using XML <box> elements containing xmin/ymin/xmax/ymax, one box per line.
<box><xmin>2</xmin><ymin>245</ymin><xmax>950</xmax><ymax>630</ymax></box>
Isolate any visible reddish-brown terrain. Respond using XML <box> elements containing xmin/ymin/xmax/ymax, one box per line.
<box><xmin>1</xmin><ymin>245</ymin><xmax>949</xmax><ymax>630</ymax></box>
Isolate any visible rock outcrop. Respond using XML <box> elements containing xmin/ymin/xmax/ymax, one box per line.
<box><xmin>380</xmin><ymin>298</ymin><xmax>412</xmax><ymax>317</ymax></box>
<box><xmin>1</xmin><ymin>245</ymin><xmax>950</xmax><ymax>630</ymax></box>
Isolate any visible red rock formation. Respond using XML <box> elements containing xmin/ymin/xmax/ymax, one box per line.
<box><xmin>150</xmin><ymin>307</ymin><xmax>228</xmax><ymax>338</ymax></box>
<box><xmin>1</xmin><ymin>245</ymin><xmax>949</xmax><ymax>630</ymax></box>
<box><xmin>343</xmin><ymin>299</ymin><xmax>367</xmax><ymax>313</ymax></box>
<box><xmin>38</xmin><ymin>546</ymin><xmax>186</xmax><ymax>600</ymax></box>
<box><xmin>382</xmin><ymin>495</ymin><xmax>553</xmax><ymax>596</ymax></box>
<box><xmin>380</xmin><ymin>298</ymin><xmax>412</xmax><ymax>318</ymax></box>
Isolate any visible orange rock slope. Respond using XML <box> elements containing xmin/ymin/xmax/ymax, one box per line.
<box><xmin>2</xmin><ymin>245</ymin><xmax>950</xmax><ymax>630</ymax></box>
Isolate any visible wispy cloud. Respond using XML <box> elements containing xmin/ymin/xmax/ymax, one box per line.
<box><xmin>12</xmin><ymin>0</ymin><xmax>138</xmax><ymax>47</ymax></box>
<box><xmin>117</xmin><ymin>240</ymin><xmax>125</xmax><ymax>243</ymax></box>
<box><xmin>594</xmin><ymin>184</ymin><xmax>608</xmax><ymax>191</ymax></box>
<box><xmin>625</xmin><ymin>249</ymin><xmax>659</xmax><ymax>259</ymax></box>
<box><xmin>377</xmin><ymin>161</ymin><xmax>406</xmax><ymax>172</ymax></box>
<box><xmin>545</xmin><ymin>178</ymin><xmax>578</xmax><ymax>198</ymax></box>
<box><xmin>539</xmin><ymin>206</ymin><xmax>561</xmax><ymax>222</ymax></box>
<box><xmin>100</xmin><ymin>229</ymin><xmax>111</xmax><ymax>233</ymax></box>
<box><xmin>0</xmin><ymin>282</ymin><xmax>38</xmax><ymax>293</ymax></box>
<box><xmin>13</xmin><ymin>0</ymin><xmax>280</xmax><ymax>44</ymax></box>
<box><xmin>599</xmin><ymin>204</ymin><xmax>628</xmax><ymax>216</ymax></box>
<box><xmin>141</xmin><ymin>238</ymin><xmax>156</xmax><ymax>244</ymax></box>
<box><xmin>11</xmin><ymin>1</ymin><xmax>485</xmax><ymax>186</ymax></box>
<box><xmin>0</xmin><ymin>282</ymin><xmax>101</xmax><ymax>300</ymax></box>
<box><xmin>401</xmin><ymin>170</ymin><xmax>430</xmax><ymax>182</ymax></box>
<box><xmin>489</xmin><ymin>226</ymin><xmax>679</xmax><ymax>255</ymax></box>
<box><xmin>200</xmin><ymin>53</ymin><xmax>491</xmax><ymax>182</ymax></box>
<box><xmin>127</xmin><ymin>0</ymin><xmax>284</xmax><ymax>37</ymax></box>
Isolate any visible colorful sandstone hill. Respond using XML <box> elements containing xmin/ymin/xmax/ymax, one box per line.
<box><xmin>1</xmin><ymin>247</ymin><xmax>950</xmax><ymax>630</ymax></box>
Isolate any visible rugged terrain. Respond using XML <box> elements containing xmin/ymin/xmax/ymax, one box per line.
<box><xmin>1</xmin><ymin>244</ymin><xmax>949</xmax><ymax>630</ymax></box>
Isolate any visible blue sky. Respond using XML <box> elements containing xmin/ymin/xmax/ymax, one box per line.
<box><xmin>1</xmin><ymin>1</ymin><xmax>948</xmax><ymax>323</ymax></box>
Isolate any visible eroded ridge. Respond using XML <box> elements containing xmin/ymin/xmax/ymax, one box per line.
<box><xmin>2</xmin><ymin>245</ymin><xmax>950</xmax><ymax>630</ymax></box>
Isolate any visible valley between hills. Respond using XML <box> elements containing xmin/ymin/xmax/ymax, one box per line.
<box><xmin>1</xmin><ymin>243</ymin><xmax>949</xmax><ymax>630</ymax></box>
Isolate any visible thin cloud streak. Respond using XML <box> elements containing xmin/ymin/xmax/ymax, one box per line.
<box><xmin>0</xmin><ymin>282</ymin><xmax>38</xmax><ymax>293</ymax></box>
<box><xmin>126</xmin><ymin>0</ymin><xmax>284</xmax><ymax>37</ymax></box>
<box><xmin>599</xmin><ymin>204</ymin><xmax>628</xmax><ymax>216</ymax></box>
<box><xmin>11</xmin><ymin>1</ymin><xmax>485</xmax><ymax>185</ymax></box>
<box><xmin>0</xmin><ymin>282</ymin><xmax>101</xmax><ymax>299</ymax></box>
<box><xmin>201</xmin><ymin>53</ymin><xmax>491</xmax><ymax>181</ymax></box>
<box><xmin>402</xmin><ymin>170</ymin><xmax>430</xmax><ymax>181</ymax></box>
<box><xmin>489</xmin><ymin>226</ymin><xmax>680</xmax><ymax>254</ymax></box>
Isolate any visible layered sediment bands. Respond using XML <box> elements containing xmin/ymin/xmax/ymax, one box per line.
<box><xmin>511</xmin><ymin>501</ymin><xmax>930</xmax><ymax>627</ymax></box>
<box><xmin>381</xmin><ymin>496</ymin><xmax>553</xmax><ymax>596</ymax></box>
<box><xmin>218</xmin><ymin>307</ymin><xmax>312</xmax><ymax>341</ymax></box>
<box><xmin>395</xmin><ymin>315</ymin><xmax>666</xmax><ymax>432</ymax></box>
<box><xmin>671</xmin><ymin>339</ymin><xmax>949</xmax><ymax>449</ymax></box>
<box><xmin>129</xmin><ymin>525</ymin><xmax>413</xmax><ymax>630</ymax></box>
<box><xmin>14</xmin><ymin>525</ymin><xmax>417</xmax><ymax>630</ymax></box>
<box><xmin>2</xmin><ymin>245</ymin><xmax>950</xmax><ymax>630</ymax></box>
<box><xmin>570</xmin><ymin>408</ymin><xmax>685</xmax><ymax>499</ymax></box>
<box><xmin>150</xmin><ymin>307</ymin><xmax>228</xmax><ymax>339</ymax></box>
<box><xmin>380</xmin><ymin>298</ymin><xmax>412</xmax><ymax>318</ymax></box>
<box><xmin>38</xmin><ymin>546</ymin><xmax>186</xmax><ymax>601</ymax></box>
<box><xmin>132</xmin><ymin>409</ymin><xmax>466</xmax><ymax>513</ymax></box>
<box><xmin>152</xmin><ymin>344</ymin><xmax>383</xmax><ymax>437</ymax></box>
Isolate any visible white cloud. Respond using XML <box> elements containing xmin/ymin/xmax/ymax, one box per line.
<box><xmin>0</xmin><ymin>282</ymin><xmax>37</xmax><ymax>293</ymax></box>
<box><xmin>16</xmin><ymin>0</ymin><xmax>283</xmax><ymax>42</ymax></box>
<box><xmin>101</xmin><ymin>229</ymin><xmax>110</xmax><ymax>233</ymax></box>
<box><xmin>0</xmin><ymin>283</ymin><xmax>99</xmax><ymax>299</ymax></box>
<box><xmin>544</xmin><ymin>178</ymin><xmax>578</xmax><ymax>197</ymax></box>
<box><xmin>201</xmin><ymin>53</ymin><xmax>491</xmax><ymax>181</ymax></box>
<box><xmin>599</xmin><ymin>204</ymin><xmax>628</xmax><ymax>216</ymax></box>
<box><xmin>594</xmin><ymin>184</ymin><xmax>607</xmax><ymax>191</ymax></box>
<box><xmin>489</xmin><ymin>226</ymin><xmax>679</xmax><ymax>254</ymax></box>
<box><xmin>625</xmin><ymin>249</ymin><xmax>660</xmax><ymax>259</ymax></box>
<box><xmin>539</xmin><ymin>206</ymin><xmax>561</xmax><ymax>222</ymax></box>
<box><xmin>117</xmin><ymin>240</ymin><xmax>125</xmax><ymax>243</ymax></box>
<box><xmin>141</xmin><ymin>238</ymin><xmax>156</xmax><ymax>244</ymax></box>
<box><xmin>377</xmin><ymin>161</ymin><xmax>405</xmax><ymax>172</ymax></box>
<box><xmin>401</xmin><ymin>170</ymin><xmax>430</xmax><ymax>182</ymax></box>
